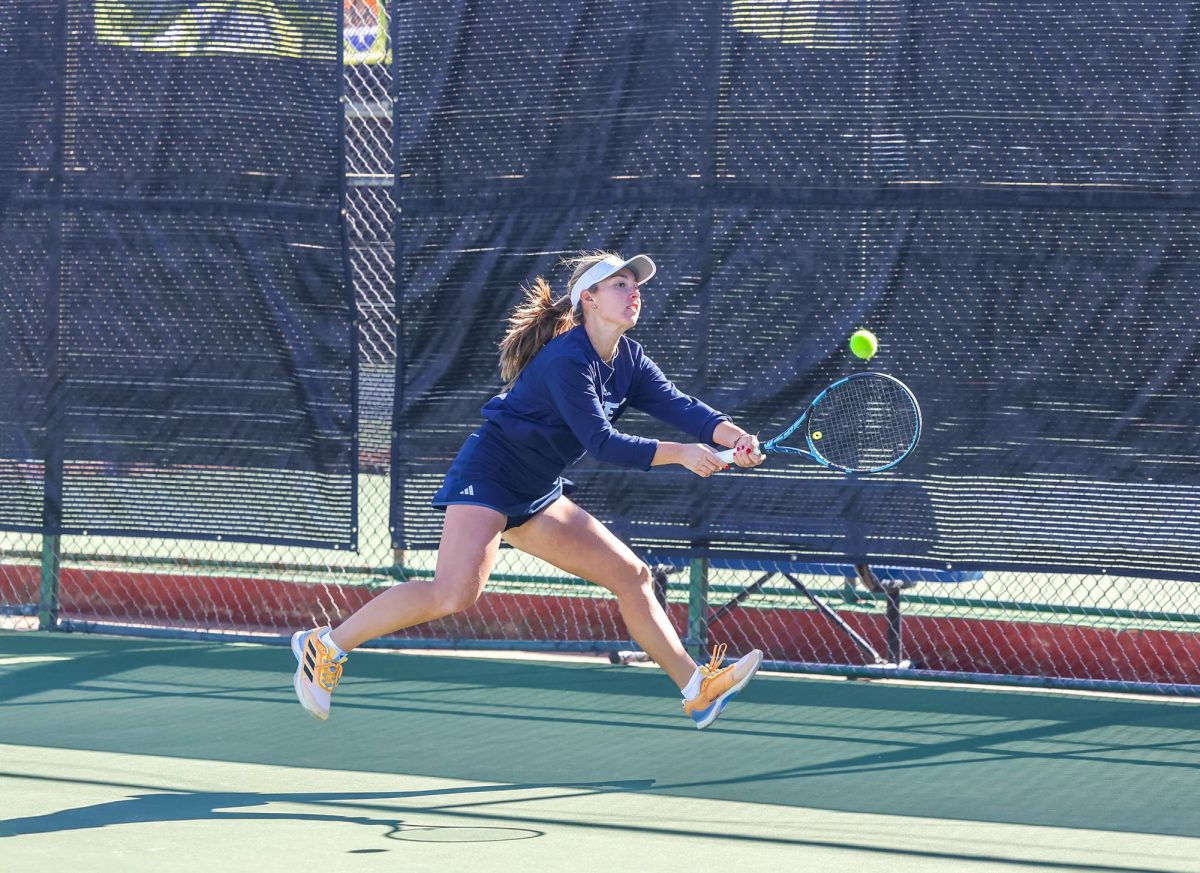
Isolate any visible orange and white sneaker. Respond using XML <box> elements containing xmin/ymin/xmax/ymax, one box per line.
<box><xmin>682</xmin><ymin>644</ymin><xmax>763</xmax><ymax>730</ymax></box>
<box><xmin>291</xmin><ymin>626</ymin><xmax>346</xmax><ymax>721</ymax></box>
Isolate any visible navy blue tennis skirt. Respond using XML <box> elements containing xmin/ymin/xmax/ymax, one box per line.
<box><xmin>431</xmin><ymin>428</ymin><xmax>575</xmax><ymax>530</ymax></box>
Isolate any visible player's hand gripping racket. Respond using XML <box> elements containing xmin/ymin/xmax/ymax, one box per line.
<box><xmin>717</xmin><ymin>372</ymin><xmax>922</xmax><ymax>473</ymax></box>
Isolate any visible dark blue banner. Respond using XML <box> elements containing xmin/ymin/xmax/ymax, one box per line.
<box><xmin>391</xmin><ymin>2</ymin><xmax>1200</xmax><ymax>579</ymax></box>
<box><xmin>0</xmin><ymin>1</ymin><xmax>355</xmax><ymax>547</ymax></box>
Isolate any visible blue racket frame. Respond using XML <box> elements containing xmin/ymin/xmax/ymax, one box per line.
<box><xmin>757</xmin><ymin>372</ymin><xmax>922</xmax><ymax>474</ymax></box>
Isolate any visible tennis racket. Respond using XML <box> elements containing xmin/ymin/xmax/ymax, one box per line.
<box><xmin>717</xmin><ymin>372</ymin><xmax>921</xmax><ymax>473</ymax></box>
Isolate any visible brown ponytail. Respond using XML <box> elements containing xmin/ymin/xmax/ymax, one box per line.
<box><xmin>498</xmin><ymin>277</ymin><xmax>577</xmax><ymax>385</ymax></box>
<box><xmin>498</xmin><ymin>250</ymin><xmax>621</xmax><ymax>385</ymax></box>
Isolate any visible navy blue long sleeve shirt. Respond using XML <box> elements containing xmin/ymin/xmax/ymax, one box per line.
<box><xmin>479</xmin><ymin>325</ymin><xmax>729</xmax><ymax>481</ymax></box>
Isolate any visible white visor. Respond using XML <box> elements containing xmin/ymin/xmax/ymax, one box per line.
<box><xmin>570</xmin><ymin>254</ymin><xmax>656</xmax><ymax>307</ymax></box>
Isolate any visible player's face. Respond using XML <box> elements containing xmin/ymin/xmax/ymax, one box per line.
<box><xmin>590</xmin><ymin>269</ymin><xmax>641</xmax><ymax>328</ymax></box>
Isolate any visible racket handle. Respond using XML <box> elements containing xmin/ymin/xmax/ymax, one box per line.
<box><xmin>715</xmin><ymin>448</ymin><xmax>736</xmax><ymax>464</ymax></box>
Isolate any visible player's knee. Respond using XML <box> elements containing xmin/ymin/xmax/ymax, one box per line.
<box><xmin>431</xmin><ymin>581</ymin><xmax>482</xmax><ymax>617</ymax></box>
<box><xmin>608</xmin><ymin>562</ymin><xmax>655</xmax><ymax>600</ymax></box>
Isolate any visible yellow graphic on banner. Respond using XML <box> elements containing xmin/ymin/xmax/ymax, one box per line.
<box><xmin>730</xmin><ymin>0</ymin><xmax>861</xmax><ymax>49</ymax></box>
<box><xmin>95</xmin><ymin>1</ymin><xmax>337</xmax><ymax>61</ymax></box>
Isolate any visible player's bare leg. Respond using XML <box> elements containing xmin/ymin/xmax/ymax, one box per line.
<box><xmin>291</xmin><ymin>505</ymin><xmax>505</xmax><ymax>720</ymax></box>
<box><xmin>503</xmin><ymin>496</ymin><xmax>762</xmax><ymax>728</ymax></box>
<box><xmin>331</xmin><ymin>505</ymin><xmax>506</xmax><ymax>651</ymax></box>
<box><xmin>501</xmin><ymin>496</ymin><xmax>696</xmax><ymax>687</ymax></box>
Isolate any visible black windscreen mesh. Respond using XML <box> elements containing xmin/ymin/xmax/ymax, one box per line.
<box><xmin>0</xmin><ymin>2</ymin><xmax>355</xmax><ymax>547</ymax></box>
<box><xmin>0</xmin><ymin>3</ymin><xmax>60</xmax><ymax>532</ymax></box>
<box><xmin>392</xmin><ymin>2</ymin><xmax>1200</xmax><ymax>579</ymax></box>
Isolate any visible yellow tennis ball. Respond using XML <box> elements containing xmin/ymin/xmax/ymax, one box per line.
<box><xmin>849</xmin><ymin>329</ymin><xmax>878</xmax><ymax>360</ymax></box>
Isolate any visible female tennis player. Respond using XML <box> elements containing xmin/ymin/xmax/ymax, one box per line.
<box><xmin>292</xmin><ymin>251</ymin><xmax>765</xmax><ymax>729</ymax></box>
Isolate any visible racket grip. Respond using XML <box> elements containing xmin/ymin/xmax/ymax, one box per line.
<box><xmin>715</xmin><ymin>448</ymin><xmax>736</xmax><ymax>464</ymax></box>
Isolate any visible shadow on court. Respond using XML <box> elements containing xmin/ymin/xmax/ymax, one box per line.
<box><xmin>0</xmin><ymin>778</ymin><xmax>662</xmax><ymax>843</ymax></box>
<box><xmin>2</xmin><ymin>630</ymin><xmax>1198</xmax><ymax>842</ymax></box>
<box><xmin>3</xmin><ymin>772</ymin><xmax>1191</xmax><ymax>873</ymax></box>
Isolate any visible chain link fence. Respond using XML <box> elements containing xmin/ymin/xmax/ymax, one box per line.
<box><xmin>1</xmin><ymin>2</ymin><xmax>1197</xmax><ymax>696</ymax></box>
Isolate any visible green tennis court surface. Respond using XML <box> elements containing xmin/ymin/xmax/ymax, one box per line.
<box><xmin>2</xmin><ymin>630</ymin><xmax>1198</xmax><ymax>872</ymax></box>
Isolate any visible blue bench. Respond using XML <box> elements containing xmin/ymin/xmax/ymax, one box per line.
<box><xmin>644</xmin><ymin>556</ymin><xmax>983</xmax><ymax>667</ymax></box>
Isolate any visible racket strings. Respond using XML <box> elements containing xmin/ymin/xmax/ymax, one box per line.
<box><xmin>806</xmin><ymin>376</ymin><xmax>919</xmax><ymax>471</ymax></box>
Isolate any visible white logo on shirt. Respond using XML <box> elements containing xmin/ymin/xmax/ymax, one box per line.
<box><xmin>459</xmin><ymin>485</ymin><xmax>475</xmax><ymax>496</ymax></box>
<box><xmin>602</xmin><ymin>397</ymin><xmax>625</xmax><ymax>420</ymax></box>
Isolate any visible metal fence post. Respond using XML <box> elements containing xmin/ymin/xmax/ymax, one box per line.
<box><xmin>39</xmin><ymin>534</ymin><xmax>61</xmax><ymax>630</ymax></box>
<box><xmin>687</xmin><ymin>557</ymin><xmax>709</xmax><ymax>659</ymax></box>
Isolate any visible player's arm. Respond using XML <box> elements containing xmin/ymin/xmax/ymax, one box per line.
<box><xmin>630</xmin><ymin>351</ymin><xmax>763</xmax><ymax>469</ymax></box>
<box><xmin>649</xmin><ymin>440</ymin><xmax>724</xmax><ymax>477</ymax></box>
<box><xmin>627</xmin><ymin>351</ymin><xmax>728</xmax><ymax>442</ymax></box>
<box><xmin>543</xmin><ymin>366</ymin><xmax>659</xmax><ymax>469</ymax></box>
<box><xmin>712</xmin><ymin>421</ymin><xmax>764</xmax><ymax>467</ymax></box>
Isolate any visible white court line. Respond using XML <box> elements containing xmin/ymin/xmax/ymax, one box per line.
<box><xmin>0</xmin><ymin>656</ymin><xmax>74</xmax><ymax>666</ymax></box>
